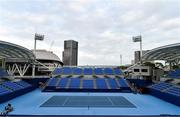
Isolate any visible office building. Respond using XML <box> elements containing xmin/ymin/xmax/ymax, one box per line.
<box><xmin>63</xmin><ymin>40</ymin><xmax>78</xmax><ymax>66</ymax></box>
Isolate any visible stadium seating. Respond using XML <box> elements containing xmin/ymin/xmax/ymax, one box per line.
<box><xmin>72</xmin><ymin>68</ymin><xmax>83</xmax><ymax>75</ymax></box>
<box><xmin>69</xmin><ymin>78</ymin><xmax>81</xmax><ymax>89</ymax></box>
<box><xmin>118</xmin><ymin>78</ymin><xmax>131</xmax><ymax>91</ymax></box>
<box><xmin>95</xmin><ymin>78</ymin><xmax>107</xmax><ymax>89</ymax></box>
<box><xmin>52</xmin><ymin>67</ymin><xmax>124</xmax><ymax>76</ymax></box>
<box><xmin>2</xmin><ymin>81</ymin><xmax>23</xmax><ymax>91</ymax></box>
<box><xmin>52</xmin><ymin>68</ymin><xmax>62</xmax><ymax>75</ymax></box>
<box><xmin>15</xmin><ymin>80</ymin><xmax>32</xmax><ymax>88</ymax></box>
<box><xmin>107</xmin><ymin>78</ymin><xmax>119</xmax><ymax>89</ymax></box>
<box><xmin>47</xmin><ymin>78</ymin><xmax>58</xmax><ymax>87</ymax></box>
<box><xmin>167</xmin><ymin>69</ymin><xmax>180</xmax><ymax>78</ymax></box>
<box><xmin>0</xmin><ymin>85</ymin><xmax>11</xmax><ymax>95</ymax></box>
<box><xmin>62</xmin><ymin>67</ymin><xmax>72</xmax><ymax>75</ymax></box>
<box><xmin>0</xmin><ymin>80</ymin><xmax>34</xmax><ymax>103</ymax></box>
<box><xmin>83</xmin><ymin>68</ymin><xmax>93</xmax><ymax>75</ymax></box>
<box><xmin>114</xmin><ymin>68</ymin><xmax>122</xmax><ymax>75</ymax></box>
<box><xmin>94</xmin><ymin>68</ymin><xmax>104</xmax><ymax>75</ymax></box>
<box><xmin>43</xmin><ymin>77</ymin><xmax>132</xmax><ymax>92</ymax></box>
<box><xmin>148</xmin><ymin>82</ymin><xmax>180</xmax><ymax>106</ymax></box>
<box><xmin>104</xmin><ymin>68</ymin><xmax>114</xmax><ymax>75</ymax></box>
<box><xmin>0</xmin><ymin>68</ymin><xmax>9</xmax><ymax>78</ymax></box>
<box><xmin>57</xmin><ymin>78</ymin><xmax>69</xmax><ymax>88</ymax></box>
<box><xmin>82</xmin><ymin>79</ymin><xmax>94</xmax><ymax>89</ymax></box>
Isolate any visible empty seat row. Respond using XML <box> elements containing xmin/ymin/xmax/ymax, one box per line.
<box><xmin>148</xmin><ymin>82</ymin><xmax>180</xmax><ymax>106</ymax></box>
<box><xmin>52</xmin><ymin>67</ymin><xmax>122</xmax><ymax>75</ymax></box>
<box><xmin>46</xmin><ymin>77</ymin><xmax>130</xmax><ymax>90</ymax></box>
<box><xmin>1</xmin><ymin>81</ymin><xmax>32</xmax><ymax>92</ymax></box>
<box><xmin>2</xmin><ymin>81</ymin><xmax>22</xmax><ymax>91</ymax></box>
<box><xmin>0</xmin><ymin>80</ymin><xmax>34</xmax><ymax>103</ymax></box>
<box><xmin>15</xmin><ymin>81</ymin><xmax>32</xmax><ymax>88</ymax></box>
<box><xmin>167</xmin><ymin>69</ymin><xmax>180</xmax><ymax>78</ymax></box>
<box><xmin>0</xmin><ymin>68</ymin><xmax>9</xmax><ymax>78</ymax></box>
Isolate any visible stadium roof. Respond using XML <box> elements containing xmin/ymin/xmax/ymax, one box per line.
<box><xmin>142</xmin><ymin>43</ymin><xmax>180</xmax><ymax>61</ymax></box>
<box><xmin>0</xmin><ymin>40</ymin><xmax>35</xmax><ymax>60</ymax></box>
<box><xmin>34</xmin><ymin>49</ymin><xmax>61</xmax><ymax>62</ymax></box>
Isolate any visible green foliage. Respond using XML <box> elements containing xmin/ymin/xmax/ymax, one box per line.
<box><xmin>143</xmin><ymin>62</ymin><xmax>155</xmax><ymax>68</ymax></box>
<box><xmin>155</xmin><ymin>62</ymin><xmax>164</xmax><ymax>69</ymax></box>
<box><xmin>172</xmin><ymin>65</ymin><xmax>180</xmax><ymax>70</ymax></box>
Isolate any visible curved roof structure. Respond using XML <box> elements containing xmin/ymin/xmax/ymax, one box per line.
<box><xmin>142</xmin><ymin>43</ymin><xmax>180</xmax><ymax>61</ymax></box>
<box><xmin>0</xmin><ymin>40</ymin><xmax>35</xmax><ymax>60</ymax></box>
<box><xmin>34</xmin><ymin>49</ymin><xmax>61</xmax><ymax>62</ymax></box>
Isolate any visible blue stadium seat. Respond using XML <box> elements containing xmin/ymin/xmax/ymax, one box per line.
<box><xmin>62</xmin><ymin>67</ymin><xmax>72</xmax><ymax>75</ymax></box>
<box><xmin>82</xmin><ymin>79</ymin><xmax>94</xmax><ymax>89</ymax></box>
<box><xmin>107</xmin><ymin>78</ymin><xmax>119</xmax><ymax>89</ymax></box>
<box><xmin>167</xmin><ymin>69</ymin><xmax>180</xmax><ymax>78</ymax></box>
<box><xmin>2</xmin><ymin>81</ymin><xmax>22</xmax><ymax>91</ymax></box>
<box><xmin>114</xmin><ymin>68</ymin><xmax>122</xmax><ymax>75</ymax></box>
<box><xmin>104</xmin><ymin>68</ymin><xmax>114</xmax><ymax>75</ymax></box>
<box><xmin>118</xmin><ymin>78</ymin><xmax>129</xmax><ymax>88</ymax></box>
<box><xmin>48</xmin><ymin>78</ymin><xmax>58</xmax><ymax>87</ymax></box>
<box><xmin>150</xmin><ymin>82</ymin><xmax>172</xmax><ymax>91</ymax></box>
<box><xmin>94</xmin><ymin>68</ymin><xmax>104</xmax><ymax>75</ymax></box>
<box><xmin>84</xmin><ymin>68</ymin><xmax>93</xmax><ymax>75</ymax></box>
<box><xmin>0</xmin><ymin>85</ymin><xmax>10</xmax><ymax>94</ymax></box>
<box><xmin>52</xmin><ymin>68</ymin><xmax>62</xmax><ymax>75</ymax></box>
<box><xmin>15</xmin><ymin>81</ymin><xmax>31</xmax><ymax>88</ymax></box>
<box><xmin>72</xmin><ymin>68</ymin><xmax>83</xmax><ymax>75</ymax></box>
<box><xmin>69</xmin><ymin>78</ymin><xmax>80</xmax><ymax>89</ymax></box>
<box><xmin>0</xmin><ymin>68</ymin><xmax>9</xmax><ymax>78</ymax></box>
<box><xmin>96</xmin><ymin>78</ymin><xmax>107</xmax><ymax>89</ymax></box>
<box><xmin>148</xmin><ymin>82</ymin><xmax>180</xmax><ymax>106</ymax></box>
<box><xmin>57</xmin><ymin>78</ymin><xmax>69</xmax><ymax>88</ymax></box>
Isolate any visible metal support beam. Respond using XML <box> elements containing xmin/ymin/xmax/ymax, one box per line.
<box><xmin>15</xmin><ymin>64</ymin><xmax>30</xmax><ymax>76</ymax></box>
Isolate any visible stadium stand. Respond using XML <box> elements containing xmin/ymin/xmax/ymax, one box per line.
<box><xmin>148</xmin><ymin>82</ymin><xmax>180</xmax><ymax>106</ymax></box>
<box><xmin>47</xmin><ymin>78</ymin><xmax>58</xmax><ymax>87</ymax></box>
<box><xmin>167</xmin><ymin>69</ymin><xmax>180</xmax><ymax>78</ymax></box>
<box><xmin>82</xmin><ymin>79</ymin><xmax>94</xmax><ymax>89</ymax></box>
<box><xmin>52</xmin><ymin>67</ymin><xmax>123</xmax><ymax>76</ymax></box>
<box><xmin>107</xmin><ymin>78</ymin><xmax>119</xmax><ymax>89</ymax></box>
<box><xmin>72</xmin><ymin>67</ymin><xmax>83</xmax><ymax>75</ymax></box>
<box><xmin>118</xmin><ymin>78</ymin><xmax>131</xmax><ymax>91</ymax></box>
<box><xmin>94</xmin><ymin>68</ymin><xmax>104</xmax><ymax>75</ymax></box>
<box><xmin>52</xmin><ymin>68</ymin><xmax>62</xmax><ymax>75</ymax></box>
<box><xmin>104</xmin><ymin>68</ymin><xmax>114</xmax><ymax>75</ymax></box>
<box><xmin>0</xmin><ymin>68</ymin><xmax>9</xmax><ymax>78</ymax></box>
<box><xmin>43</xmin><ymin>77</ymin><xmax>132</xmax><ymax>92</ymax></box>
<box><xmin>57</xmin><ymin>78</ymin><xmax>69</xmax><ymax>88</ymax></box>
<box><xmin>83</xmin><ymin>68</ymin><xmax>93</xmax><ymax>75</ymax></box>
<box><xmin>69</xmin><ymin>78</ymin><xmax>81</xmax><ymax>89</ymax></box>
<box><xmin>0</xmin><ymin>80</ymin><xmax>34</xmax><ymax>103</ymax></box>
<box><xmin>62</xmin><ymin>67</ymin><xmax>72</xmax><ymax>75</ymax></box>
<box><xmin>114</xmin><ymin>68</ymin><xmax>122</xmax><ymax>75</ymax></box>
<box><xmin>95</xmin><ymin>78</ymin><xmax>108</xmax><ymax>89</ymax></box>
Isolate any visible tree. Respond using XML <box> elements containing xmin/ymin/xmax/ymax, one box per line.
<box><xmin>155</xmin><ymin>62</ymin><xmax>164</xmax><ymax>69</ymax></box>
<box><xmin>143</xmin><ymin>62</ymin><xmax>155</xmax><ymax>68</ymax></box>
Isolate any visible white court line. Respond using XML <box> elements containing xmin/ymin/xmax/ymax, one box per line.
<box><xmin>107</xmin><ymin>97</ymin><xmax>114</xmax><ymax>106</ymax></box>
<box><xmin>62</xmin><ymin>96</ymin><xmax>70</xmax><ymax>106</ymax></box>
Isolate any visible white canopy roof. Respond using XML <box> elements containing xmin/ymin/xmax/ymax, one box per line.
<box><xmin>142</xmin><ymin>43</ymin><xmax>180</xmax><ymax>61</ymax></box>
<box><xmin>0</xmin><ymin>40</ymin><xmax>35</xmax><ymax>61</ymax></box>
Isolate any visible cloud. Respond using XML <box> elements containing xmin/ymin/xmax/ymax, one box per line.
<box><xmin>0</xmin><ymin>0</ymin><xmax>179</xmax><ymax>65</ymax></box>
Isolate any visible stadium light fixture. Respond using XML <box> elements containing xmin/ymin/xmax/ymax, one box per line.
<box><xmin>32</xmin><ymin>33</ymin><xmax>44</xmax><ymax>77</ymax></box>
<box><xmin>132</xmin><ymin>35</ymin><xmax>142</xmax><ymax>64</ymax></box>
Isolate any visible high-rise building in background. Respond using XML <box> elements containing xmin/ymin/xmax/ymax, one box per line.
<box><xmin>134</xmin><ymin>50</ymin><xmax>149</xmax><ymax>64</ymax></box>
<box><xmin>63</xmin><ymin>40</ymin><xmax>78</xmax><ymax>66</ymax></box>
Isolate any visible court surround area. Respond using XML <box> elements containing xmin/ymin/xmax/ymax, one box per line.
<box><xmin>0</xmin><ymin>89</ymin><xmax>179</xmax><ymax>116</ymax></box>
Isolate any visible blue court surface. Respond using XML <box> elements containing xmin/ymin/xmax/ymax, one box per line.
<box><xmin>0</xmin><ymin>89</ymin><xmax>179</xmax><ymax>116</ymax></box>
<box><xmin>40</xmin><ymin>96</ymin><xmax>136</xmax><ymax>108</ymax></box>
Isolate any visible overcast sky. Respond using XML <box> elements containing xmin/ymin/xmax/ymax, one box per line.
<box><xmin>0</xmin><ymin>0</ymin><xmax>179</xmax><ymax>65</ymax></box>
